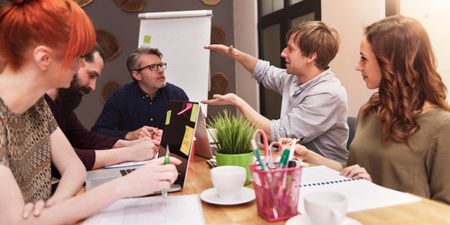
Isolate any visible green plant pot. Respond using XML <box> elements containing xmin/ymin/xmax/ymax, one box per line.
<box><xmin>215</xmin><ymin>151</ymin><xmax>254</xmax><ymax>185</ymax></box>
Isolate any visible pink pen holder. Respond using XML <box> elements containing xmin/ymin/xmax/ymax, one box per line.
<box><xmin>250</xmin><ymin>163</ymin><xmax>302</xmax><ymax>222</ymax></box>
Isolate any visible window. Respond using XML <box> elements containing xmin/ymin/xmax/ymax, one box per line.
<box><xmin>257</xmin><ymin>0</ymin><xmax>321</xmax><ymax>119</ymax></box>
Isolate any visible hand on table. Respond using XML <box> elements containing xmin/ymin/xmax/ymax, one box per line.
<box><xmin>118</xmin><ymin>157</ymin><xmax>181</xmax><ymax>198</ymax></box>
<box><xmin>341</xmin><ymin>164</ymin><xmax>372</xmax><ymax>181</ymax></box>
<box><xmin>125</xmin><ymin>126</ymin><xmax>162</xmax><ymax>141</ymax></box>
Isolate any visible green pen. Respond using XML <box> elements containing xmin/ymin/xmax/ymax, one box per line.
<box><xmin>162</xmin><ymin>145</ymin><xmax>170</xmax><ymax>198</ymax></box>
<box><xmin>278</xmin><ymin>149</ymin><xmax>290</xmax><ymax>169</ymax></box>
<box><xmin>251</xmin><ymin>140</ymin><xmax>266</xmax><ymax>170</ymax></box>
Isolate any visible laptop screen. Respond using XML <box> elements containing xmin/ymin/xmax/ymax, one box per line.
<box><xmin>159</xmin><ymin>100</ymin><xmax>200</xmax><ymax>188</ymax></box>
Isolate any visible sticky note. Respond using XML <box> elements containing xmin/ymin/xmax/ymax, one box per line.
<box><xmin>165</xmin><ymin>110</ymin><xmax>171</xmax><ymax>125</ymax></box>
<box><xmin>190</xmin><ymin>103</ymin><xmax>199</xmax><ymax>122</ymax></box>
<box><xmin>180</xmin><ymin>126</ymin><xmax>194</xmax><ymax>156</ymax></box>
<box><xmin>143</xmin><ymin>35</ymin><xmax>152</xmax><ymax>44</ymax></box>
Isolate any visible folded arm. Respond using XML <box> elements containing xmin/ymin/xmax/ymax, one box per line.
<box><xmin>1</xmin><ymin>156</ymin><xmax>181</xmax><ymax>225</ymax></box>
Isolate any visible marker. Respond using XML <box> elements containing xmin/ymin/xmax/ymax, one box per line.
<box><xmin>288</xmin><ymin>138</ymin><xmax>297</xmax><ymax>160</ymax></box>
<box><xmin>162</xmin><ymin>145</ymin><xmax>170</xmax><ymax>198</ymax></box>
<box><xmin>278</xmin><ymin>149</ymin><xmax>290</xmax><ymax>169</ymax></box>
<box><xmin>252</xmin><ymin>140</ymin><xmax>266</xmax><ymax>171</ymax></box>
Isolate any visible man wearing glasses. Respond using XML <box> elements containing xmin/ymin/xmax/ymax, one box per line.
<box><xmin>92</xmin><ymin>47</ymin><xmax>189</xmax><ymax>140</ymax></box>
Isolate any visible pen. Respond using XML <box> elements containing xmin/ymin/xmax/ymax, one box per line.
<box><xmin>288</xmin><ymin>138</ymin><xmax>297</xmax><ymax>160</ymax></box>
<box><xmin>162</xmin><ymin>145</ymin><xmax>170</xmax><ymax>198</ymax></box>
<box><xmin>278</xmin><ymin>149</ymin><xmax>290</xmax><ymax>169</ymax></box>
<box><xmin>252</xmin><ymin>140</ymin><xmax>266</xmax><ymax>171</ymax></box>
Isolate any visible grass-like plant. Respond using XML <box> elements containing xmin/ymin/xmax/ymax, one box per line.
<box><xmin>208</xmin><ymin>110</ymin><xmax>256</xmax><ymax>154</ymax></box>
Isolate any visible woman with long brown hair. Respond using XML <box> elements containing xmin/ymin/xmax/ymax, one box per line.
<box><xmin>292</xmin><ymin>15</ymin><xmax>450</xmax><ymax>204</ymax></box>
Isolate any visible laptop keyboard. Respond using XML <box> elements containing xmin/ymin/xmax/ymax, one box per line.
<box><xmin>120</xmin><ymin>168</ymin><xmax>136</xmax><ymax>176</ymax></box>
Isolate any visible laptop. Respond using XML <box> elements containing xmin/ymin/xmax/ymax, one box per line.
<box><xmin>193</xmin><ymin>110</ymin><xmax>213</xmax><ymax>159</ymax></box>
<box><xmin>85</xmin><ymin>100</ymin><xmax>203</xmax><ymax>193</ymax></box>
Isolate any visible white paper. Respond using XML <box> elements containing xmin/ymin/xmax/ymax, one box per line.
<box><xmin>83</xmin><ymin>195</ymin><xmax>205</xmax><ymax>225</ymax></box>
<box><xmin>138</xmin><ymin>10</ymin><xmax>211</xmax><ymax>115</ymax></box>
<box><xmin>298</xmin><ymin>166</ymin><xmax>421</xmax><ymax>213</ymax></box>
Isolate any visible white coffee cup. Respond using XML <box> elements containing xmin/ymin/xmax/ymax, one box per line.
<box><xmin>211</xmin><ymin>165</ymin><xmax>246</xmax><ymax>200</ymax></box>
<box><xmin>304</xmin><ymin>191</ymin><xmax>348</xmax><ymax>225</ymax></box>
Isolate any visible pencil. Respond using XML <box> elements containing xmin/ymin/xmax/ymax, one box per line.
<box><xmin>162</xmin><ymin>145</ymin><xmax>170</xmax><ymax>198</ymax></box>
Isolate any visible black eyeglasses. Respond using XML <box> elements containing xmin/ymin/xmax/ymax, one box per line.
<box><xmin>135</xmin><ymin>62</ymin><xmax>167</xmax><ymax>72</ymax></box>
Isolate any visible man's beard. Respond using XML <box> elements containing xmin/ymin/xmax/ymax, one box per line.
<box><xmin>56</xmin><ymin>76</ymin><xmax>90</xmax><ymax>112</ymax></box>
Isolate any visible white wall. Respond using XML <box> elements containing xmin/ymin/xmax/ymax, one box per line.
<box><xmin>399</xmin><ymin>0</ymin><xmax>450</xmax><ymax>102</ymax></box>
<box><xmin>233</xmin><ymin>0</ymin><xmax>260</xmax><ymax>113</ymax></box>
<box><xmin>322</xmin><ymin>0</ymin><xmax>385</xmax><ymax>116</ymax></box>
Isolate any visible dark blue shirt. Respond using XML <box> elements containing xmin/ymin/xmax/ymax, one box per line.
<box><xmin>92</xmin><ymin>82</ymin><xmax>188</xmax><ymax>139</ymax></box>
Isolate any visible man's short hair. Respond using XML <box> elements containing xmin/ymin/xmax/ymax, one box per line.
<box><xmin>126</xmin><ymin>46</ymin><xmax>163</xmax><ymax>81</ymax></box>
<box><xmin>84</xmin><ymin>43</ymin><xmax>106</xmax><ymax>63</ymax></box>
<box><xmin>286</xmin><ymin>21</ymin><xmax>340</xmax><ymax>70</ymax></box>
<box><xmin>127</xmin><ymin>47</ymin><xmax>163</xmax><ymax>72</ymax></box>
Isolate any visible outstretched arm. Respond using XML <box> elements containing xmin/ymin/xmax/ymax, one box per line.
<box><xmin>202</xmin><ymin>93</ymin><xmax>271</xmax><ymax>137</ymax></box>
<box><xmin>204</xmin><ymin>44</ymin><xmax>258</xmax><ymax>73</ymax></box>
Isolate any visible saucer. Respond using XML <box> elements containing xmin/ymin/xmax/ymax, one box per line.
<box><xmin>285</xmin><ymin>214</ymin><xmax>362</xmax><ymax>225</ymax></box>
<box><xmin>200</xmin><ymin>187</ymin><xmax>255</xmax><ymax>205</ymax></box>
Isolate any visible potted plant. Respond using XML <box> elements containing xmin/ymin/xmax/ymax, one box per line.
<box><xmin>208</xmin><ymin>110</ymin><xmax>256</xmax><ymax>184</ymax></box>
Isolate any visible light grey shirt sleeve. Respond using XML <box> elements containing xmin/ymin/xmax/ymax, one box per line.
<box><xmin>270</xmin><ymin>91</ymin><xmax>345</xmax><ymax>142</ymax></box>
<box><xmin>252</xmin><ymin>60</ymin><xmax>288</xmax><ymax>94</ymax></box>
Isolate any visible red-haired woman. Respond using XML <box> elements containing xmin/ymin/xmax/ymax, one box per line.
<box><xmin>0</xmin><ymin>1</ymin><xmax>180</xmax><ymax>224</ymax></box>
<box><xmin>288</xmin><ymin>15</ymin><xmax>450</xmax><ymax>205</ymax></box>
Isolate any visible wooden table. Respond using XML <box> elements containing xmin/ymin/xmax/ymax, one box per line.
<box><xmin>177</xmin><ymin>157</ymin><xmax>450</xmax><ymax>225</ymax></box>
<box><xmin>78</xmin><ymin>156</ymin><xmax>450</xmax><ymax>225</ymax></box>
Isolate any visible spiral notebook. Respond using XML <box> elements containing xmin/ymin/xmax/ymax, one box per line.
<box><xmin>298</xmin><ymin>166</ymin><xmax>421</xmax><ymax>213</ymax></box>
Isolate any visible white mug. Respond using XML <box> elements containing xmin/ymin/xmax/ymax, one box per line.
<box><xmin>304</xmin><ymin>191</ymin><xmax>348</xmax><ymax>225</ymax></box>
<box><xmin>211</xmin><ymin>165</ymin><xmax>246</xmax><ymax>199</ymax></box>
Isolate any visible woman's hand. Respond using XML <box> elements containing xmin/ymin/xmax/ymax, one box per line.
<box><xmin>22</xmin><ymin>200</ymin><xmax>45</xmax><ymax>219</ymax></box>
<box><xmin>341</xmin><ymin>164</ymin><xmax>372</xmax><ymax>181</ymax></box>
<box><xmin>118</xmin><ymin>157</ymin><xmax>182</xmax><ymax>198</ymax></box>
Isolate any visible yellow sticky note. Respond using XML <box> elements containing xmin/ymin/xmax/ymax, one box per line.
<box><xmin>165</xmin><ymin>110</ymin><xmax>171</xmax><ymax>125</ymax></box>
<box><xmin>143</xmin><ymin>35</ymin><xmax>152</xmax><ymax>44</ymax></box>
<box><xmin>190</xmin><ymin>103</ymin><xmax>199</xmax><ymax>122</ymax></box>
<box><xmin>180</xmin><ymin>126</ymin><xmax>194</xmax><ymax>156</ymax></box>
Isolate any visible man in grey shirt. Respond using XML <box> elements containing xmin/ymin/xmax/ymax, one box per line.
<box><xmin>203</xmin><ymin>21</ymin><xmax>349</xmax><ymax>163</ymax></box>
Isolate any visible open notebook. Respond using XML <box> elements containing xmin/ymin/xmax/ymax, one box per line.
<box><xmin>298</xmin><ymin>166</ymin><xmax>421</xmax><ymax>213</ymax></box>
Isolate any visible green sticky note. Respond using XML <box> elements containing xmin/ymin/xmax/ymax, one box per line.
<box><xmin>190</xmin><ymin>104</ymin><xmax>199</xmax><ymax>122</ymax></box>
<box><xmin>143</xmin><ymin>35</ymin><xmax>152</xmax><ymax>44</ymax></box>
<box><xmin>165</xmin><ymin>110</ymin><xmax>171</xmax><ymax>125</ymax></box>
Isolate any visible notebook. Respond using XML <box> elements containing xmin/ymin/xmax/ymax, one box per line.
<box><xmin>298</xmin><ymin>166</ymin><xmax>421</xmax><ymax>213</ymax></box>
<box><xmin>85</xmin><ymin>100</ymin><xmax>202</xmax><ymax>193</ymax></box>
